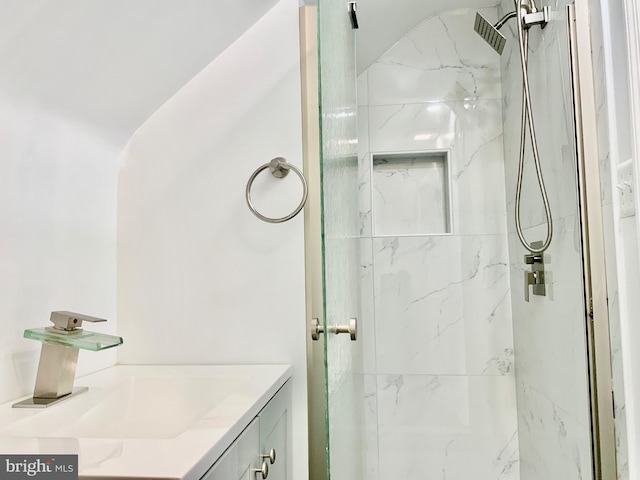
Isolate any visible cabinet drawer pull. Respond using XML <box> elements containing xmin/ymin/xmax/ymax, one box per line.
<box><xmin>261</xmin><ymin>448</ymin><xmax>276</xmax><ymax>465</ymax></box>
<box><xmin>252</xmin><ymin>461</ymin><xmax>269</xmax><ymax>479</ymax></box>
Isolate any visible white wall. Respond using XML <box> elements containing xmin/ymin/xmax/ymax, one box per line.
<box><xmin>0</xmin><ymin>94</ymin><xmax>119</xmax><ymax>406</ymax></box>
<box><xmin>0</xmin><ymin>0</ymin><xmax>278</xmax><ymax>141</ymax></box>
<box><xmin>0</xmin><ymin>0</ymin><xmax>288</xmax><ymax>409</ymax></box>
<box><xmin>586</xmin><ymin>0</ymin><xmax>633</xmax><ymax>477</ymax></box>
<box><xmin>594</xmin><ymin>0</ymin><xmax>640</xmax><ymax>477</ymax></box>
<box><xmin>1</xmin><ymin>1</ymin><xmax>308</xmax><ymax>476</ymax></box>
<box><xmin>117</xmin><ymin>1</ymin><xmax>308</xmax><ymax>478</ymax></box>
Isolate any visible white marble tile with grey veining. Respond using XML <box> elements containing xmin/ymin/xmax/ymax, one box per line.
<box><xmin>368</xmin><ymin>99</ymin><xmax>508</xmax><ymax>236</ymax></box>
<box><xmin>507</xmin><ymin>219</ymin><xmax>592</xmax><ymax>428</ymax></box>
<box><xmin>500</xmin><ymin>6</ymin><xmax>579</xmax><ymax>232</ymax></box>
<box><xmin>602</xmin><ymin>205</ymin><xmax>630</xmax><ymax>479</ymax></box>
<box><xmin>516</xmin><ymin>380</ymin><xmax>593</xmax><ymax>480</ymax></box>
<box><xmin>327</xmin><ymin>373</ymin><xmax>368</xmax><ymax>480</ymax></box>
<box><xmin>451</xmin><ymin>99</ymin><xmax>508</xmax><ymax>235</ymax></box>
<box><xmin>368</xmin><ymin>102</ymin><xmax>457</xmax><ymax>154</ymax></box>
<box><xmin>376</xmin><ymin>374</ymin><xmax>519</xmax><ymax>480</ymax></box>
<box><xmin>373</xmin><ymin>235</ymin><xmax>514</xmax><ymax>376</ymax></box>
<box><xmin>360</xmin><ymin>237</ymin><xmax>377</xmax><ymax>374</ymax></box>
<box><xmin>363</xmin><ymin>375</ymin><xmax>380</xmax><ymax>480</ymax></box>
<box><xmin>591</xmin><ymin>33</ymin><xmax>613</xmax><ymax>205</ymax></box>
<box><xmin>358</xmin><ymin>106</ymin><xmax>372</xmax><ymax>237</ymax></box>
<box><xmin>368</xmin><ymin>8</ymin><xmax>502</xmax><ymax>105</ymax></box>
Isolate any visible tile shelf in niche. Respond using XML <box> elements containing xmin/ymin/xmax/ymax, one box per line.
<box><xmin>371</xmin><ymin>151</ymin><xmax>452</xmax><ymax>236</ymax></box>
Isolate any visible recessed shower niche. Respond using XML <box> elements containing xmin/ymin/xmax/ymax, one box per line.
<box><xmin>371</xmin><ymin>151</ymin><xmax>452</xmax><ymax>236</ymax></box>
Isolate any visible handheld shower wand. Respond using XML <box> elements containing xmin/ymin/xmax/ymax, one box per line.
<box><xmin>474</xmin><ymin>1</ymin><xmax>552</xmax><ymax>255</ymax></box>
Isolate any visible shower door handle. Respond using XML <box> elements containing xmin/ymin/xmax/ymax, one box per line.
<box><xmin>311</xmin><ymin>318</ymin><xmax>357</xmax><ymax>341</ymax></box>
<box><xmin>331</xmin><ymin>318</ymin><xmax>357</xmax><ymax>340</ymax></box>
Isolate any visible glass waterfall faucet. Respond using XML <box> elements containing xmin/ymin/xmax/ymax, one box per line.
<box><xmin>12</xmin><ymin>311</ymin><xmax>123</xmax><ymax>408</ymax></box>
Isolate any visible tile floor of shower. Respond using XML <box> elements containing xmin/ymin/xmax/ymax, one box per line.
<box><xmin>353</xmin><ymin>2</ymin><xmax>606</xmax><ymax>479</ymax></box>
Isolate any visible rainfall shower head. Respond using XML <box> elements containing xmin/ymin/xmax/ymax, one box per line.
<box><xmin>474</xmin><ymin>12</ymin><xmax>507</xmax><ymax>55</ymax></box>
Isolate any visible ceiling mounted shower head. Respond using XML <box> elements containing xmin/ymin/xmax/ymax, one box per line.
<box><xmin>474</xmin><ymin>12</ymin><xmax>507</xmax><ymax>55</ymax></box>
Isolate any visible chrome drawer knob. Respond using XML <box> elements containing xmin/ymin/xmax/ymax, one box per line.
<box><xmin>252</xmin><ymin>461</ymin><xmax>269</xmax><ymax>479</ymax></box>
<box><xmin>261</xmin><ymin>448</ymin><xmax>276</xmax><ymax>464</ymax></box>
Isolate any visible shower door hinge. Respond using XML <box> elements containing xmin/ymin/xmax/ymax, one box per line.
<box><xmin>348</xmin><ymin>2</ymin><xmax>359</xmax><ymax>29</ymax></box>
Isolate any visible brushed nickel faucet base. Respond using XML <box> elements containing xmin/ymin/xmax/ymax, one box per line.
<box><xmin>12</xmin><ymin>387</ymin><xmax>88</xmax><ymax>409</ymax></box>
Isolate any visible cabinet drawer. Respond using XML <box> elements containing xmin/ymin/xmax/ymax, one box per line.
<box><xmin>202</xmin><ymin>418</ymin><xmax>259</xmax><ymax>480</ymax></box>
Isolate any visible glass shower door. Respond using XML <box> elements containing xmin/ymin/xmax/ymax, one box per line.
<box><xmin>317</xmin><ymin>0</ymin><xmax>365</xmax><ymax>479</ymax></box>
<box><xmin>315</xmin><ymin>1</ymin><xmax>618</xmax><ymax>479</ymax></box>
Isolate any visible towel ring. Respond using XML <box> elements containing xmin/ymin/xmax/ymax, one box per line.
<box><xmin>246</xmin><ymin>157</ymin><xmax>308</xmax><ymax>223</ymax></box>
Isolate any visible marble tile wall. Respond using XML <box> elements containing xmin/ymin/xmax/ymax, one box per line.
<box><xmin>357</xmin><ymin>6</ymin><xmax>519</xmax><ymax>479</ymax></box>
<box><xmin>498</xmin><ymin>0</ymin><xmax>602</xmax><ymax>478</ymax></box>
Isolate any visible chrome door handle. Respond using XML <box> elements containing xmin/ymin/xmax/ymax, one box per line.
<box><xmin>311</xmin><ymin>318</ymin><xmax>324</xmax><ymax>341</ymax></box>
<box><xmin>311</xmin><ymin>318</ymin><xmax>357</xmax><ymax>341</ymax></box>
<box><xmin>332</xmin><ymin>318</ymin><xmax>357</xmax><ymax>340</ymax></box>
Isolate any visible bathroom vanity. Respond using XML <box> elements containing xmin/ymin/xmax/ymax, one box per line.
<box><xmin>0</xmin><ymin>364</ymin><xmax>292</xmax><ymax>479</ymax></box>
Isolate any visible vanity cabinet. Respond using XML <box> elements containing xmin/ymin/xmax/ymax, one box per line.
<box><xmin>203</xmin><ymin>419</ymin><xmax>260</xmax><ymax>480</ymax></box>
<box><xmin>202</xmin><ymin>381</ymin><xmax>291</xmax><ymax>480</ymax></box>
<box><xmin>0</xmin><ymin>365</ymin><xmax>292</xmax><ymax>480</ymax></box>
<box><xmin>258</xmin><ymin>379</ymin><xmax>290</xmax><ymax>480</ymax></box>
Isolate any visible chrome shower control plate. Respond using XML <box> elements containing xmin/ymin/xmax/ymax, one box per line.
<box><xmin>524</xmin><ymin>241</ymin><xmax>546</xmax><ymax>302</ymax></box>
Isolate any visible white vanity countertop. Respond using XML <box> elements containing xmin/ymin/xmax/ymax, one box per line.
<box><xmin>0</xmin><ymin>364</ymin><xmax>291</xmax><ymax>479</ymax></box>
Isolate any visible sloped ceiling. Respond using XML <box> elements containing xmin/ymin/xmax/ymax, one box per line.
<box><xmin>356</xmin><ymin>0</ymin><xmax>500</xmax><ymax>74</ymax></box>
<box><xmin>0</xmin><ymin>0</ymin><xmax>278</xmax><ymax>144</ymax></box>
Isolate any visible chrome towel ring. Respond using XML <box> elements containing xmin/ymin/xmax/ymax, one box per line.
<box><xmin>246</xmin><ymin>157</ymin><xmax>308</xmax><ymax>223</ymax></box>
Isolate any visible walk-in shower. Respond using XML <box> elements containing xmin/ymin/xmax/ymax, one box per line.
<box><xmin>475</xmin><ymin>0</ymin><xmax>553</xmax><ymax>255</ymax></box>
<box><xmin>313</xmin><ymin>0</ymin><xmax>619</xmax><ymax>479</ymax></box>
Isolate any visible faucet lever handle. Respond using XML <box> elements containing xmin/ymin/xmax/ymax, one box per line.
<box><xmin>50</xmin><ymin>311</ymin><xmax>107</xmax><ymax>331</ymax></box>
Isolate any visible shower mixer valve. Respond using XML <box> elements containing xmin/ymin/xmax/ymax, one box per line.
<box><xmin>524</xmin><ymin>246</ymin><xmax>546</xmax><ymax>302</ymax></box>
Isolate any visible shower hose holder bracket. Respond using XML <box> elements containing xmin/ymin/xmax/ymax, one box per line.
<box><xmin>523</xmin><ymin>6</ymin><xmax>550</xmax><ymax>30</ymax></box>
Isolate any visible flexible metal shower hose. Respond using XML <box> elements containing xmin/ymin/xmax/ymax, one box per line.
<box><xmin>514</xmin><ymin>0</ymin><xmax>553</xmax><ymax>254</ymax></box>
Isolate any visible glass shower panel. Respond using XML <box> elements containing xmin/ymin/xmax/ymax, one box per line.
<box><xmin>498</xmin><ymin>0</ymin><xmax>595</xmax><ymax>478</ymax></box>
<box><xmin>356</xmin><ymin>4</ymin><xmax>519</xmax><ymax>479</ymax></box>
<box><xmin>317</xmin><ymin>0</ymin><xmax>605</xmax><ymax>479</ymax></box>
<box><xmin>317</xmin><ymin>0</ymin><xmax>366</xmax><ymax>479</ymax></box>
